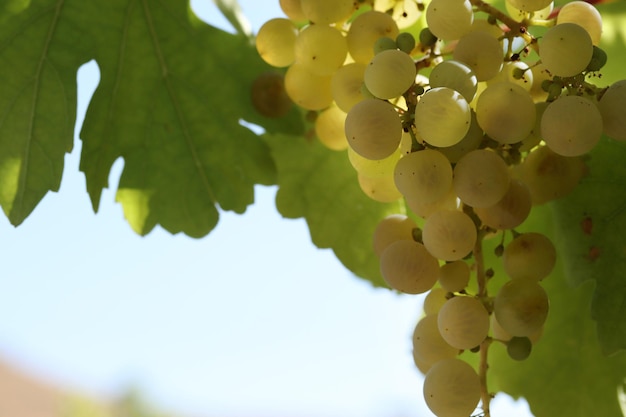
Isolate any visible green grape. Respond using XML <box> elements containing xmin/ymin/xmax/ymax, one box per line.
<box><xmin>476</xmin><ymin>82</ymin><xmax>536</xmax><ymax>144</ymax></box>
<box><xmin>256</xmin><ymin>18</ymin><xmax>298</xmax><ymax>68</ymax></box>
<box><xmin>279</xmin><ymin>0</ymin><xmax>306</xmax><ymax>21</ymax></box>
<box><xmin>507</xmin><ymin>336</ymin><xmax>532</xmax><ymax>361</ymax></box>
<box><xmin>506</xmin><ymin>0</ymin><xmax>553</xmax><ymax>12</ymax></box>
<box><xmin>598</xmin><ymin>79</ymin><xmax>626</xmax><ymax>141</ymax></box>
<box><xmin>357</xmin><ymin>172</ymin><xmax>403</xmax><ymax>203</ymax></box>
<box><xmin>315</xmin><ymin>105</ymin><xmax>348</xmax><ymax>151</ymax></box>
<box><xmin>345</xmin><ymin>99</ymin><xmax>402</xmax><ymax>160</ymax></box>
<box><xmin>424</xmin><ymin>287</ymin><xmax>449</xmax><ymax>315</ymax></box>
<box><xmin>419</xmin><ymin>27</ymin><xmax>438</xmax><ymax>47</ymax></box>
<box><xmin>426</xmin><ymin>0</ymin><xmax>473</xmax><ymax>41</ymax></box>
<box><xmin>428</xmin><ymin>60</ymin><xmax>477</xmax><ymax>102</ymax></box>
<box><xmin>474</xmin><ymin>179</ymin><xmax>532</xmax><ymax>230</ymax></box>
<box><xmin>439</xmin><ymin>261</ymin><xmax>471</xmax><ymax>293</ymax></box>
<box><xmin>364</xmin><ymin>49</ymin><xmax>417</xmax><ymax>99</ymax></box>
<box><xmin>379</xmin><ymin>240</ymin><xmax>440</xmax><ymax>294</ymax></box>
<box><xmin>415</xmin><ymin>87</ymin><xmax>471</xmax><ymax>147</ymax></box>
<box><xmin>373</xmin><ymin>36</ymin><xmax>398</xmax><ymax>55</ymax></box>
<box><xmin>453</xmin><ymin>149</ymin><xmax>510</xmax><ymax>208</ymax></box>
<box><xmin>453</xmin><ymin>30</ymin><xmax>504</xmax><ymax>81</ymax></box>
<box><xmin>519</xmin><ymin>145</ymin><xmax>587</xmax><ymax>205</ymax></box>
<box><xmin>556</xmin><ymin>0</ymin><xmax>603</xmax><ymax>45</ymax></box>
<box><xmin>587</xmin><ymin>45</ymin><xmax>608</xmax><ymax>72</ymax></box>
<box><xmin>503</xmin><ymin>232</ymin><xmax>556</xmax><ymax>281</ymax></box>
<box><xmin>347</xmin><ymin>11</ymin><xmax>400</xmax><ymax>64</ymax></box>
<box><xmin>438</xmin><ymin>296</ymin><xmax>489</xmax><ymax>350</ymax></box>
<box><xmin>422</xmin><ymin>209</ymin><xmax>477</xmax><ymax>262</ymax></box>
<box><xmin>372</xmin><ymin>214</ymin><xmax>418</xmax><ymax>257</ymax></box>
<box><xmin>284</xmin><ymin>63</ymin><xmax>333</xmax><ymax>110</ymax></box>
<box><xmin>331</xmin><ymin>63</ymin><xmax>367</xmax><ymax>113</ymax></box>
<box><xmin>295</xmin><ymin>25</ymin><xmax>347</xmax><ymax>76</ymax></box>
<box><xmin>437</xmin><ymin>110</ymin><xmax>483</xmax><ymax>164</ymax></box>
<box><xmin>300</xmin><ymin>0</ymin><xmax>355</xmax><ymax>24</ymax></box>
<box><xmin>396</xmin><ymin>32</ymin><xmax>416</xmax><ymax>54</ymax></box>
<box><xmin>494</xmin><ymin>279</ymin><xmax>549</xmax><ymax>337</ymax></box>
<box><xmin>393</xmin><ymin>149</ymin><xmax>453</xmax><ymax>204</ymax></box>
<box><xmin>541</xmin><ymin>95</ymin><xmax>602</xmax><ymax>157</ymax></box>
<box><xmin>423</xmin><ymin>358</ymin><xmax>481</xmax><ymax>417</ymax></box>
<box><xmin>539</xmin><ymin>23</ymin><xmax>593</xmax><ymax>77</ymax></box>
<box><xmin>413</xmin><ymin>315</ymin><xmax>459</xmax><ymax>367</ymax></box>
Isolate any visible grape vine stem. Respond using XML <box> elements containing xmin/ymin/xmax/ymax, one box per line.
<box><xmin>474</xmin><ymin>230</ymin><xmax>492</xmax><ymax>417</ymax></box>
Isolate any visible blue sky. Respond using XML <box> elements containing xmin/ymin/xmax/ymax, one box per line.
<box><xmin>0</xmin><ymin>1</ymin><xmax>532</xmax><ymax>416</ymax></box>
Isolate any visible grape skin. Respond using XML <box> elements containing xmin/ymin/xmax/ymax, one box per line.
<box><xmin>364</xmin><ymin>49</ymin><xmax>417</xmax><ymax>99</ymax></box>
<box><xmin>422</xmin><ymin>209</ymin><xmax>477</xmax><ymax>262</ymax></box>
<box><xmin>345</xmin><ymin>99</ymin><xmax>402</xmax><ymax>160</ymax></box>
<box><xmin>423</xmin><ymin>358</ymin><xmax>481</xmax><ymax>417</ymax></box>
<box><xmin>438</xmin><ymin>296</ymin><xmax>490</xmax><ymax>350</ymax></box>
<box><xmin>539</xmin><ymin>23</ymin><xmax>593</xmax><ymax>77</ymax></box>
<box><xmin>494</xmin><ymin>279</ymin><xmax>549</xmax><ymax>337</ymax></box>
<box><xmin>379</xmin><ymin>240</ymin><xmax>440</xmax><ymax>294</ymax></box>
<box><xmin>426</xmin><ymin>0</ymin><xmax>474</xmax><ymax>41</ymax></box>
<box><xmin>415</xmin><ymin>87</ymin><xmax>471</xmax><ymax>148</ymax></box>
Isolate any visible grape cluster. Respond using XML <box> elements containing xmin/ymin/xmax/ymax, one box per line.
<box><xmin>255</xmin><ymin>0</ymin><xmax>625</xmax><ymax>416</ymax></box>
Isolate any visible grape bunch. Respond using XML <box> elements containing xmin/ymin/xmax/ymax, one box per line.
<box><xmin>255</xmin><ymin>0</ymin><xmax>625</xmax><ymax>416</ymax></box>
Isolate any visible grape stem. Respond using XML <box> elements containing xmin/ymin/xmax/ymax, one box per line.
<box><xmin>474</xmin><ymin>229</ymin><xmax>492</xmax><ymax>417</ymax></box>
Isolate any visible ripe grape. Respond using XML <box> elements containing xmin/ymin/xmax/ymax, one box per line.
<box><xmin>494</xmin><ymin>279</ymin><xmax>549</xmax><ymax>337</ymax></box>
<box><xmin>424</xmin><ymin>287</ymin><xmax>449</xmax><ymax>315</ymax></box>
<box><xmin>345</xmin><ymin>99</ymin><xmax>402</xmax><ymax>160</ymax></box>
<box><xmin>331</xmin><ymin>63</ymin><xmax>367</xmax><ymax>113</ymax></box>
<box><xmin>488</xmin><ymin>61</ymin><xmax>534</xmax><ymax>91</ymax></box>
<box><xmin>539</xmin><ymin>23</ymin><xmax>593</xmax><ymax>77</ymax></box>
<box><xmin>347</xmin><ymin>11</ymin><xmax>400</xmax><ymax>64</ymax></box>
<box><xmin>426</xmin><ymin>0</ymin><xmax>474</xmax><ymax>41</ymax></box>
<box><xmin>439</xmin><ymin>261</ymin><xmax>471</xmax><ymax>293</ymax></box>
<box><xmin>413</xmin><ymin>315</ymin><xmax>459</xmax><ymax>367</ymax></box>
<box><xmin>598</xmin><ymin>79</ymin><xmax>626</xmax><ymax>141</ymax></box>
<box><xmin>437</xmin><ymin>296</ymin><xmax>490</xmax><ymax>350</ymax></box>
<box><xmin>453</xmin><ymin>149</ymin><xmax>510</xmax><ymax>208</ymax></box>
<box><xmin>256</xmin><ymin>18</ymin><xmax>298</xmax><ymax>68</ymax></box>
<box><xmin>315</xmin><ymin>106</ymin><xmax>348</xmax><ymax>151</ymax></box>
<box><xmin>379</xmin><ymin>240</ymin><xmax>439</xmax><ymax>294</ymax></box>
<box><xmin>453</xmin><ymin>30</ymin><xmax>504</xmax><ymax>81</ymax></box>
<box><xmin>422</xmin><ymin>209</ymin><xmax>477</xmax><ymax>261</ymax></box>
<box><xmin>348</xmin><ymin>146</ymin><xmax>401</xmax><ymax>179</ymax></box>
<box><xmin>364</xmin><ymin>49</ymin><xmax>417</xmax><ymax>99</ymax></box>
<box><xmin>393</xmin><ymin>149</ymin><xmax>453</xmax><ymax>204</ymax></box>
<box><xmin>284</xmin><ymin>64</ymin><xmax>333</xmax><ymax>110</ymax></box>
<box><xmin>423</xmin><ymin>358</ymin><xmax>481</xmax><ymax>417</ymax></box>
<box><xmin>405</xmin><ymin>186</ymin><xmax>458</xmax><ymax>219</ymax></box>
<box><xmin>474</xmin><ymin>179</ymin><xmax>532</xmax><ymax>230</ymax></box>
<box><xmin>541</xmin><ymin>95</ymin><xmax>602</xmax><ymax>157</ymax></box>
<box><xmin>372</xmin><ymin>214</ymin><xmax>418</xmax><ymax>257</ymax></box>
<box><xmin>279</xmin><ymin>0</ymin><xmax>306</xmax><ymax>21</ymax></box>
<box><xmin>437</xmin><ymin>111</ymin><xmax>483</xmax><ymax>164</ymax></box>
<box><xmin>295</xmin><ymin>25</ymin><xmax>347</xmax><ymax>76</ymax></box>
<box><xmin>300</xmin><ymin>0</ymin><xmax>355</xmax><ymax>24</ymax></box>
<box><xmin>428</xmin><ymin>60</ymin><xmax>478</xmax><ymax>102</ymax></box>
<box><xmin>415</xmin><ymin>87</ymin><xmax>471</xmax><ymax>147</ymax></box>
<box><xmin>557</xmin><ymin>1</ymin><xmax>603</xmax><ymax>45</ymax></box>
<box><xmin>358</xmin><ymin>173</ymin><xmax>403</xmax><ymax>203</ymax></box>
<box><xmin>503</xmin><ymin>232</ymin><xmax>557</xmax><ymax>281</ymax></box>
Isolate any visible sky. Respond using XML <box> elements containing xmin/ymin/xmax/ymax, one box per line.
<box><xmin>0</xmin><ymin>1</ymin><xmax>533</xmax><ymax>417</ymax></box>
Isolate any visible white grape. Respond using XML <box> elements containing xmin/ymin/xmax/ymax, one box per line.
<box><xmin>379</xmin><ymin>240</ymin><xmax>440</xmax><ymax>294</ymax></box>
<box><xmin>557</xmin><ymin>1</ymin><xmax>603</xmax><ymax>45</ymax></box>
<box><xmin>598</xmin><ymin>79</ymin><xmax>626</xmax><ymax>141</ymax></box>
<box><xmin>438</xmin><ymin>296</ymin><xmax>490</xmax><ymax>350</ymax></box>
<box><xmin>413</xmin><ymin>315</ymin><xmax>459</xmax><ymax>367</ymax></box>
<box><xmin>347</xmin><ymin>11</ymin><xmax>399</xmax><ymax>64</ymax></box>
<box><xmin>422</xmin><ymin>209</ymin><xmax>477</xmax><ymax>261</ymax></box>
<box><xmin>423</xmin><ymin>358</ymin><xmax>481</xmax><ymax>417</ymax></box>
<box><xmin>295</xmin><ymin>25</ymin><xmax>347</xmax><ymax>76</ymax></box>
<box><xmin>503</xmin><ymin>232</ymin><xmax>557</xmax><ymax>281</ymax></box>
<box><xmin>428</xmin><ymin>60</ymin><xmax>478</xmax><ymax>102</ymax></box>
<box><xmin>439</xmin><ymin>261</ymin><xmax>471</xmax><ymax>293</ymax></box>
<box><xmin>453</xmin><ymin>149</ymin><xmax>510</xmax><ymax>208</ymax></box>
<box><xmin>284</xmin><ymin>64</ymin><xmax>333</xmax><ymax>110</ymax></box>
<box><xmin>300</xmin><ymin>0</ymin><xmax>355</xmax><ymax>24</ymax></box>
<box><xmin>415</xmin><ymin>87</ymin><xmax>471</xmax><ymax>147</ymax></box>
<box><xmin>393</xmin><ymin>149</ymin><xmax>453</xmax><ymax>204</ymax></box>
<box><xmin>494</xmin><ymin>279</ymin><xmax>549</xmax><ymax>337</ymax></box>
<box><xmin>256</xmin><ymin>18</ymin><xmax>298</xmax><ymax>68</ymax></box>
<box><xmin>364</xmin><ymin>49</ymin><xmax>417</xmax><ymax>99</ymax></box>
<box><xmin>331</xmin><ymin>63</ymin><xmax>367</xmax><ymax>113</ymax></box>
<box><xmin>373</xmin><ymin>214</ymin><xmax>417</xmax><ymax>257</ymax></box>
<box><xmin>345</xmin><ymin>99</ymin><xmax>402</xmax><ymax>160</ymax></box>
<box><xmin>453</xmin><ymin>30</ymin><xmax>504</xmax><ymax>81</ymax></box>
<box><xmin>426</xmin><ymin>0</ymin><xmax>474</xmax><ymax>41</ymax></box>
<box><xmin>539</xmin><ymin>23</ymin><xmax>593</xmax><ymax>77</ymax></box>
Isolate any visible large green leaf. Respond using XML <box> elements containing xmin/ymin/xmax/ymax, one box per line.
<box><xmin>481</xmin><ymin>206</ymin><xmax>626</xmax><ymax>416</ymax></box>
<box><xmin>0</xmin><ymin>0</ymin><xmax>94</xmax><ymax>224</ymax></box>
<box><xmin>265</xmin><ymin>133</ymin><xmax>404</xmax><ymax>287</ymax></box>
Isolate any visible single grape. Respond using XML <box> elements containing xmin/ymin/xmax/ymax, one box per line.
<box><xmin>284</xmin><ymin>64</ymin><xmax>333</xmax><ymax>110</ymax></box>
<box><xmin>423</xmin><ymin>358</ymin><xmax>481</xmax><ymax>417</ymax></box>
<box><xmin>331</xmin><ymin>63</ymin><xmax>367</xmax><ymax>113</ymax></box>
<box><xmin>279</xmin><ymin>0</ymin><xmax>306</xmax><ymax>21</ymax></box>
<box><xmin>373</xmin><ymin>36</ymin><xmax>398</xmax><ymax>55</ymax></box>
<box><xmin>453</xmin><ymin>149</ymin><xmax>510</xmax><ymax>208</ymax></box>
<box><xmin>300</xmin><ymin>0</ymin><xmax>355</xmax><ymax>24</ymax></box>
<box><xmin>357</xmin><ymin>173</ymin><xmax>403</xmax><ymax>203</ymax></box>
<box><xmin>372</xmin><ymin>214</ymin><xmax>418</xmax><ymax>257</ymax></box>
<box><xmin>393</xmin><ymin>149</ymin><xmax>453</xmax><ymax>204</ymax></box>
<box><xmin>503</xmin><ymin>232</ymin><xmax>557</xmax><ymax>281</ymax></box>
<box><xmin>315</xmin><ymin>105</ymin><xmax>348</xmax><ymax>151</ymax></box>
<box><xmin>379</xmin><ymin>240</ymin><xmax>440</xmax><ymax>294</ymax></box>
<box><xmin>557</xmin><ymin>0</ymin><xmax>603</xmax><ymax>45</ymax></box>
<box><xmin>347</xmin><ymin>11</ymin><xmax>400</xmax><ymax>64</ymax></box>
<box><xmin>494</xmin><ymin>279</ymin><xmax>549</xmax><ymax>337</ymax></box>
<box><xmin>474</xmin><ymin>179</ymin><xmax>532</xmax><ymax>230</ymax></box>
<box><xmin>413</xmin><ymin>315</ymin><xmax>459</xmax><ymax>367</ymax></box>
<box><xmin>396</xmin><ymin>32</ymin><xmax>416</xmax><ymax>54</ymax></box>
<box><xmin>598</xmin><ymin>79</ymin><xmax>626</xmax><ymax>141</ymax></box>
<box><xmin>422</xmin><ymin>209</ymin><xmax>477</xmax><ymax>262</ymax></box>
<box><xmin>424</xmin><ymin>287</ymin><xmax>449</xmax><ymax>315</ymax></box>
<box><xmin>507</xmin><ymin>336</ymin><xmax>533</xmax><ymax>361</ymax></box>
<box><xmin>256</xmin><ymin>18</ymin><xmax>298</xmax><ymax>68</ymax></box>
<box><xmin>364</xmin><ymin>49</ymin><xmax>417</xmax><ymax>99</ymax></box>
<box><xmin>345</xmin><ymin>99</ymin><xmax>402</xmax><ymax>160</ymax></box>
<box><xmin>415</xmin><ymin>87</ymin><xmax>471</xmax><ymax>147</ymax></box>
<box><xmin>453</xmin><ymin>30</ymin><xmax>504</xmax><ymax>81</ymax></box>
<box><xmin>587</xmin><ymin>45</ymin><xmax>608</xmax><ymax>72</ymax></box>
<box><xmin>539</xmin><ymin>23</ymin><xmax>593</xmax><ymax>77</ymax></box>
<box><xmin>295</xmin><ymin>25</ymin><xmax>347</xmax><ymax>76</ymax></box>
<box><xmin>428</xmin><ymin>60</ymin><xmax>477</xmax><ymax>102</ymax></box>
<box><xmin>437</xmin><ymin>296</ymin><xmax>490</xmax><ymax>350</ymax></box>
<box><xmin>426</xmin><ymin>0</ymin><xmax>473</xmax><ymax>41</ymax></box>
<box><xmin>439</xmin><ymin>261</ymin><xmax>471</xmax><ymax>293</ymax></box>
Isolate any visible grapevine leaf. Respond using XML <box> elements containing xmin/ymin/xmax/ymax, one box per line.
<box><xmin>79</xmin><ymin>0</ymin><xmax>303</xmax><ymax>237</ymax></box>
<box><xmin>265</xmin><ymin>133</ymin><xmax>405</xmax><ymax>287</ymax></box>
<box><xmin>484</xmin><ymin>206</ymin><xmax>626</xmax><ymax>417</ymax></box>
<box><xmin>0</xmin><ymin>0</ymin><xmax>94</xmax><ymax>225</ymax></box>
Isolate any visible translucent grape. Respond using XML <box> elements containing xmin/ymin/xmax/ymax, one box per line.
<box><xmin>520</xmin><ymin>146</ymin><xmax>587</xmax><ymax>205</ymax></box>
<box><xmin>422</xmin><ymin>209</ymin><xmax>477</xmax><ymax>261</ymax></box>
<box><xmin>428</xmin><ymin>60</ymin><xmax>478</xmax><ymax>102</ymax></box>
<box><xmin>345</xmin><ymin>99</ymin><xmax>402</xmax><ymax>160</ymax></box>
<box><xmin>426</xmin><ymin>0</ymin><xmax>473</xmax><ymax>41</ymax></box>
<box><xmin>438</xmin><ymin>296</ymin><xmax>490</xmax><ymax>350</ymax></box>
<box><xmin>347</xmin><ymin>11</ymin><xmax>400</xmax><ymax>64</ymax></box>
<box><xmin>453</xmin><ymin>149</ymin><xmax>510</xmax><ymax>208</ymax></box>
<box><xmin>539</xmin><ymin>23</ymin><xmax>593</xmax><ymax>77</ymax></box>
<box><xmin>315</xmin><ymin>105</ymin><xmax>348</xmax><ymax>151</ymax></box>
<box><xmin>413</xmin><ymin>315</ymin><xmax>459</xmax><ymax>367</ymax></box>
<box><xmin>300</xmin><ymin>0</ymin><xmax>355</xmax><ymax>24</ymax></box>
<box><xmin>331</xmin><ymin>63</ymin><xmax>367</xmax><ymax>113</ymax></box>
<box><xmin>393</xmin><ymin>149</ymin><xmax>453</xmax><ymax>204</ymax></box>
<box><xmin>295</xmin><ymin>25</ymin><xmax>347</xmax><ymax>76</ymax></box>
<box><xmin>557</xmin><ymin>1</ymin><xmax>603</xmax><ymax>45</ymax></box>
<box><xmin>415</xmin><ymin>87</ymin><xmax>471</xmax><ymax>147</ymax></box>
<box><xmin>284</xmin><ymin>64</ymin><xmax>333</xmax><ymax>110</ymax></box>
<box><xmin>506</xmin><ymin>0</ymin><xmax>553</xmax><ymax>12</ymax></box>
<box><xmin>279</xmin><ymin>0</ymin><xmax>306</xmax><ymax>21</ymax></box>
<box><xmin>437</xmin><ymin>110</ymin><xmax>483</xmax><ymax>164</ymax></box>
<box><xmin>364</xmin><ymin>49</ymin><xmax>417</xmax><ymax>99</ymax></box>
<box><xmin>439</xmin><ymin>261</ymin><xmax>471</xmax><ymax>293</ymax></box>
<box><xmin>423</xmin><ymin>358</ymin><xmax>481</xmax><ymax>417</ymax></box>
<box><xmin>598</xmin><ymin>79</ymin><xmax>626</xmax><ymax>141</ymax></box>
<box><xmin>476</xmin><ymin>82</ymin><xmax>536</xmax><ymax>144</ymax></box>
<box><xmin>494</xmin><ymin>280</ymin><xmax>549</xmax><ymax>337</ymax></box>
<box><xmin>348</xmin><ymin>146</ymin><xmax>401</xmax><ymax>178</ymax></box>
<box><xmin>541</xmin><ymin>95</ymin><xmax>602</xmax><ymax>157</ymax></box>
<box><xmin>503</xmin><ymin>232</ymin><xmax>557</xmax><ymax>281</ymax></box>
<box><xmin>358</xmin><ymin>173</ymin><xmax>403</xmax><ymax>203</ymax></box>
<box><xmin>256</xmin><ymin>18</ymin><xmax>298</xmax><ymax>68</ymax></box>
<box><xmin>506</xmin><ymin>0</ymin><xmax>552</xmax><ymax>20</ymax></box>
<box><xmin>507</xmin><ymin>336</ymin><xmax>532</xmax><ymax>361</ymax></box>
<box><xmin>488</xmin><ymin>61</ymin><xmax>534</xmax><ymax>92</ymax></box>
<box><xmin>424</xmin><ymin>287</ymin><xmax>449</xmax><ymax>315</ymax></box>
<box><xmin>474</xmin><ymin>179</ymin><xmax>532</xmax><ymax>230</ymax></box>
<box><xmin>379</xmin><ymin>240</ymin><xmax>440</xmax><ymax>294</ymax></box>
<box><xmin>406</xmin><ymin>185</ymin><xmax>458</xmax><ymax>219</ymax></box>
<box><xmin>453</xmin><ymin>30</ymin><xmax>504</xmax><ymax>81</ymax></box>
<box><xmin>372</xmin><ymin>214</ymin><xmax>418</xmax><ymax>257</ymax></box>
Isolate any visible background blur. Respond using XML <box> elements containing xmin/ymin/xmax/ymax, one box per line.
<box><xmin>0</xmin><ymin>1</ymin><xmax>533</xmax><ymax>416</ymax></box>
